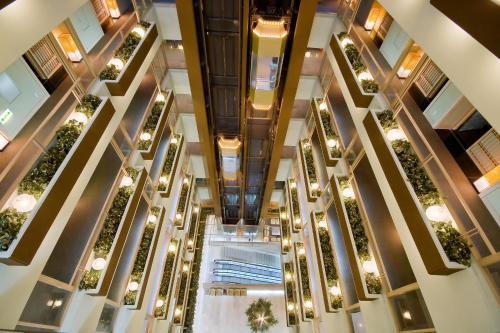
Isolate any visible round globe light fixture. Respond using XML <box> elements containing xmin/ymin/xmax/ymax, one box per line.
<box><xmin>140</xmin><ymin>132</ymin><xmax>151</xmax><ymax>141</ymax></box>
<box><xmin>170</xmin><ymin>137</ymin><xmax>178</xmax><ymax>144</ymax></box>
<box><xmin>175</xmin><ymin>213</ymin><xmax>182</xmax><ymax>220</ymax></box>
<box><xmin>159</xmin><ymin>176</ymin><xmax>167</xmax><ymax>184</ymax></box>
<box><xmin>92</xmin><ymin>257</ymin><xmax>107</xmax><ymax>271</ymax></box>
<box><xmin>318</xmin><ymin>219</ymin><xmax>327</xmax><ymax>229</ymax></box>
<box><xmin>327</xmin><ymin>138</ymin><xmax>339</xmax><ymax>149</ymax></box>
<box><xmin>168</xmin><ymin>243</ymin><xmax>177</xmax><ymax>253</ymax></box>
<box><xmin>298</xmin><ymin>247</ymin><xmax>306</xmax><ymax>256</ymax></box>
<box><xmin>342</xmin><ymin>187</ymin><xmax>355</xmax><ymax>199</ymax></box>
<box><xmin>280</xmin><ymin>212</ymin><xmax>287</xmax><ymax>220</ymax></box>
<box><xmin>187</xmin><ymin>239</ymin><xmax>194</xmax><ymax>246</ymax></box>
<box><xmin>330</xmin><ymin>285</ymin><xmax>341</xmax><ymax>296</ymax></box>
<box><xmin>357</xmin><ymin>70</ymin><xmax>373</xmax><ymax>81</ymax></box>
<box><xmin>128</xmin><ymin>281</ymin><xmax>139</xmax><ymax>291</ymax></box>
<box><xmin>148</xmin><ymin>214</ymin><xmax>157</xmax><ymax>223</ymax></box>
<box><xmin>290</xmin><ymin>182</ymin><xmax>296</xmax><ymax>189</ymax></box>
<box><xmin>294</xmin><ymin>218</ymin><xmax>301</xmax><ymax>225</ymax></box>
<box><xmin>425</xmin><ymin>204</ymin><xmax>452</xmax><ymax>222</ymax></box>
<box><xmin>193</xmin><ymin>206</ymin><xmax>200</xmax><ymax>213</ymax></box>
<box><xmin>174</xmin><ymin>307</ymin><xmax>182</xmax><ymax>317</ymax></box>
<box><xmin>120</xmin><ymin>176</ymin><xmax>133</xmax><ymax>188</ymax></box>
<box><xmin>362</xmin><ymin>260</ymin><xmax>377</xmax><ymax>274</ymax></box>
<box><xmin>67</xmin><ymin>111</ymin><xmax>88</xmax><ymax>124</ymax></box>
<box><xmin>285</xmin><ymin>272</ymin><xmax>292</xmax><ymax>281</ymax></box>
<box><xmin>311</xmin><ymin>182</ymin><xmax>319</xmax><ymax>191</ymax></box>
<box><xmin>156</xmin><ymin>93</ymin><xmax>165</xmax><ymax>102</ymax></box>
<box><xmin>132</xmin><ymin>26</ymin><xmax>146</xmax><ymax>38</ymax></box>
<box><xmin>287</xmin><ymin>303</ymin><xmax>295</xmax><ymax>311</ymax></box>
<box><xmin>183</xmin><ymin>263</ymin><xmax>189</xmax><ymax>272</ymax></box>
<box><xmin>12</xmin><ymin>193</ymin><xmax>37</xmax><ymax>213</ymax></box>
<box><xmin>319</xmin><ymin>101</ymin><xmax>328</xmax><ymax>111</ymax></box>
<box><xmin>156</xmin><ymin>299</ymin><xmax>164</xmax><ymax>308</ymax></box>
<box><xmin>108</xmin><ymin>57</ymin><xmax>124</xmax><ymax>71</ymax></box>
<box><xmin>304</xmin><ymin>300</ymin><xmax>313</xmax><ymax>309</ymax></box>
<box><xmin>340</xmin><ymin>37</ymin><xmax>353</xmax><ymax>48</ymax></box>
<box><xmin>386</xmin><ymin>128</ymin><xmax>407</xmax><ymax>142</ymax></box>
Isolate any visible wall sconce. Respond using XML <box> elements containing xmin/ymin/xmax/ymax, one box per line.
<box><xmin>106</xmin><ymin>0</ymin><xmax>120</xmax><ymax>19</ymax></box>
<box><xmin>148</xmin><ymin>214</ymin><xmax>157</xmax><ymax>223</ymax></box>
<box><xmin>128</xmin><ymin>281</ymin><xmax>139</xmax><ymax>291</ymax></box>
<box><xmin>12</xmin><ymin>193</ymin><xmax>37</xmax><ymax>212</ymax></box>
<box><xmin>397</xmin><ymin>46</ymin><xmax>424</xmax><ymax>79</ymax></box>
<box><xmin>92</xmin><ymin>257</ymin><xmax>107</xmax><ymax>271</ymax></box>
<box><xmin>120</xmin><ymin>175</ymin><xmax>133</xmax><ymax>188</ymax></box>
<box><xmin>57</xmin><ymin>33</ymin><xmax>82</xmax><ymax>62</ymax></box>
<box><xmin>155</xmin><ymin>299</ymin><xmax>164</xmax><ymax>308</ymax></box>
<box><xmin>364</xmin><ymin>7</ymin><xmax>381</xmax><ymax>31</ymax></box>
<box><xmin>168</xmin><ymin>242</ymin><xmax>177</xmax><ymax>253</ymax></box>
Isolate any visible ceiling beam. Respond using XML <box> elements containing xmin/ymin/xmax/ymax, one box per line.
<box><xmin>176</xmin><ymin>0</ymin><xmax>222</xmax><ymax>216</ymax></box>
<box><xmin>259</xmin><ymin>0</ymin><xmax>318</xmax><ymax>218</ymax></box>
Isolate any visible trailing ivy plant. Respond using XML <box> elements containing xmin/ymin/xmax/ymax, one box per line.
<box><xmin>184</xmin><ymin>209</ymin><xmax>212</xmax><ymax>333</ymax></box>
<box><xmin>138</xmin><ymin>97</ymin><xmax>166</xmax><ymax>150</ymax></box>
<box><xmin>301</xmin><ymin>139</ymin><xmax>321</xmax><ymax>197</ymax></box>
<box><xmin>0</xmin><ymin>95</ymin><xmax>101</xmax><ymax>252</ymax></box>
<box><xmin>79</xmin><ymin>167</ymin><xmax>139</xmax><ymax>290</ymax></box>
<box><xmin>284</xmin><ymin>262</ymin><xmax>297</xmax><ymax>325</ymax></box>
<box><xmin>280</xmin><ymin>207</ymin><xmax>290</xmax><ymax>252</ymax></box>
<box><xmin>297</xmin><ymin>243</ymin><xmax>314</xmax><ymax>319</ymax></box>
<box><xmin>173</xmin><ymin>261</ymin><xmax>190</xmax><ymax>324</ymax></box>
<box><xmin>245</xmin><ymin>298</ymin><xmax>278</xmax><ymax>333</ymax></box>
<box><xmin>99</xmin><ymin>22</ymin><xmax>151</xmax><ymax>80</ymax></box>
<box><xmin>315</xmin><ymin>212</ymin><xmax>341</xmax><ymax>310</ymax></box>
<box><xmin>376</xmin><ymin>110</ymin><xmax>471</xmax><ymax>267</ymax></box>
<box><xmin>338</xmin><ymin>177</ymin><xmax>382</xmax><ymax>294</ymax></box>
<box><xmin>337</xmin><ymin>33</ymin><xmax>379</xmax><ymax>94</ymax></box>
<box><xmin>318</xmin><ymin>106</ymin><xmax>342</xmax><ymax>158</ymax></box>
<box><xmin>174</xmin><ymin>177</ymin><xmax>191</xmax><ymax>227</ymax></box>
<box><xmin>124</xmin><ymin>206</ymin><xmax>160</xmax><ymax>305</ymax></box>
<box><xmin>155</xmin><ymin>239</ymin><xmax>178</xmax><ymax>317</ymax></box>
<box><xmin>158</xmin><ymin>134</ymin><xmax>181</xmax><ymax>191</ymax></box>
<box><xmin>186</xmin><ymin>211</ymin><xmax>198</xmax><ymax>249</ymax></box>
<box><xmin>289</xmin><ymin>183</ymin><xmax>300</xmax><ymax>223</ymax></box>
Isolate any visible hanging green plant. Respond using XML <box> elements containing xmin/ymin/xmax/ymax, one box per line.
<box><xmin>280</xmin><ymin>207</ymin><xmax>290</xmax><ymax>252</ymax></box>
<box><xmin>0</xmin><ymin>95</ymin><xmax>101</xmax><ymax>252</ymax></box>
<box><xmin>283</xmin><ymin>262</ymin><xmax>297</xmax><ymax>325</ymax></box>
<box><xmin>319</xmin><ymin>108</ymin><xmax>342</xmax><ymax>158</ymax></box>
<box><xmin>337</xmin><ymin>33</ymin><xmax>379</xmax><ymax>94</ymax></box>
<box><xmin>365</xmin><ymin>272</ymin><xmax>382</xmax><ymax>294</ymax></box>
<box><xmin>174</xmin><ymin>178</ymin><xmax>191</xmax><ymax>226</ymax></box>
<box><xmin>184</xmin><ymin>209</ymin><xmax>211</xmax><ymax>333</ymax></box>
<box><xmin>297</xmin><ymin>244</ymin><xmax>314</xmax><ymax>319</ymax></box>
<box><xmin>315</xmin><ymin>212</ymin><xmax>341</xmax><ymax>309</ymax></box>
<box><xmin>245</xmin><ymin>298</ymin><xmax>279</xmax><ymax>333</ymax></box>
<box><xmin>155</xmin><ymin>238</ymin><xmax>179</xmax><ymax>317</ymax></box>
<box><xmin>138</xmin><ymin>98</ymin><xmax>166</xmax><ymax>150</ymax></box>
<box><xmin>124</xmin><ymin>206</ymin><xmax>160</xmax><ymax>305</ymax></box>
<box><xmin>99</xmin><ymin>22</ymin><xmax>151</xmax><ymax>80</ymax></box>
<box><xmin>79</xmin><ymin>167</ymin><xmax>139</xmax><ymax>290</ymax></box>
<box><xmin>158</xmin><ymin>135</ymin><xmax>181</xmax><ymax>192</ymax></box>
<box><xmin>301</xmin><ymin>139</ymin><xmax>320</xmax><ymax>197</ymax></box>
<box><xmin>376</xmin><ymin>110</ymin><xmax>471</xmax><ymax>267</ymax></box>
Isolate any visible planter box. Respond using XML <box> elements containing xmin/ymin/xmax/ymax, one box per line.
<box><xmin>155</xmin><ymin>238</ymin><xmax>182</xmax><ymax>319</ymax></box>
<box><xmin>310</xmin><ymin>212</ymin><xmax>343</xmax><ymax>312</ymax></box>
<box><xmin>283</xmin><ymin>262</ymin><xmax>299</xmax><ymax>326</ymax></box>
<box><xmin>172</xmin><ymin>260</ymin><xmax>192</xmax><ymax>326</ymax></box>
<box><xmin>330</xmin><ymin>176</ymin><xmax>381</xmax><ymax>301</ymax></box>
<box><xmin>0</xmin><ymin>98</ymin><xmax>115</xmax><ymax>266</ymax></box>
<box><xmin>311</xmin><ymin>98</ymin><xmax>342</xmax><ymax>167</ymax></box>
<box><xmin>299</xmin><ymin>139</ymin><xmax>321</xmax><ymax>202</ymax></box>
<box><xmin>330</xmin><ymin>34</ymin><xmax>375</xmax><ymax>108</ymax></box>
<box><xmin>363</xmin><ymin>110</ymin><xmax>467</xmax><ymax>275</ymax></box>
<box><xmin>173</xmin><ymin>174</ymin><xmax>194</xmax><ymax>230</ymax></box>
<box><xmin>123</xmin><ymin>207</ymin><xmax>165</xmax><ymax>310</ymax></box>
<box><xmin>102</xmin><ymin>24</ymin><xmax>158</xmax><ymax>96</ymax></box>
<box><xmin>186</xmin><ymin>208</ymin><xmax>201</xmax><ymax>252</ymax></box>
<box><xmin>81</xmin><ymin>169</ymin><xmax>148</xmax><ymax>296</ymax></box>
<box><xmin>158</xmin><ymin>134</ymin><xmax>184</xmax><ymax>198</ymax></box>
<box><xmin>294</xmin><ymin>242</ymin><xmax>315</xmax><ymax>321</ymax></box>
<box><xmin>286</xmin><ymin>179</ymin><xmax>302</xmax><ymax>233</ymax></box>
<box><xmin>138</xmin><ymin>90</ymin><xmax>174</xmax><ymax>160</ymax></box>
<box><xmin>279</xmin><ymin>206</ymin><xmax>291</xmax><ymax>254</ymax></box>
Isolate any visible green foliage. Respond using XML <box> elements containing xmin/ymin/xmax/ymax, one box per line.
<box><xmin>138</xmin><ymin>99</ymin><xmax>166</xmax><ymax>150</ymax></box>
<box><xmin>432</xmin><ymin>222</ymin><xmax>471</xmax><ymax>266</ymax></box>
<box><xmin>187</xmin><ymin>210</ymin><xmax>199</xmax><ymax>248</ymax></box>
<box><xmin>284</xmin><ymin>263</ymin><xmax>297</xmax><ymax>325</ymax></box>
<box><xmin>173</xmin><ymin>261</ymin><xmax>190</xmax><ymax>323</ymax></box>
<box><xmin>332</xmin><ymin>295</ymin><xmax>343</xmax><ymax>310</ymax></box>
<box><xmin>155</xmin><ymin>239</ymin><xmax>177</xmax><ymax>317</ymax></box>
<box><xmin>365</xmin><ymin>272</ymin><xmax>382</xmax><ymax>294</ymax></box>
<box><xmin>184</xmin><ymin>214</ymin><xmax>208</xmax><ymax>333</ymax></box>
<box><xmin>158</xmin><ymin>135</ymin><xmax>180</xmax><ymax>191</ymax></box>
<box><xmin>174</xmin><ymin>180</ymin><xmax>191</xmax><ymax>226</ymax></box>
<box><xmin>338</xmin><ymin>33</ymin><xmax>379</xmax><ymax>94</ymax></box>
<box><xmin>99</xmin><ymin>22</ymin><xmax>151</xmax><ymax>80</ymax></box>
<box><xmin>0</xmin><ymin>95</ymin><xmax>101</xmax><ymax>252</ymax></box>
<box><xmin>19</xmin><ymin>121</ymin><xmax>84</xmax><ymax>199</ymax></box>
<box><xmin>79</xmin><ymin>269</ymin><xmax>100</xmax><ymax>290</ymax></box>
<box><xmin>298</xmin><ymin>247</ymin><xmax>314</xmax><ymax>319</ymax></box>
<box><xmin>337</xmin><ymin>32</ymin><xmax>348</xmax><ymax>41</ymax></box>
<box><xmin>290</xmin><ymin>185</ymin><xmax>301</xmax><ymax>223</ymax></box>
<box><xmin>319</xmin><ymin>109</ymin><xmax>342</xmax><ymax>158</ymax></box>
<box><xmin>245</xmin><ymin>298</ymin><xmax>279</xmax><ymax>333</ymax></box>
<box><xmin>280</xmin><ymin>207</ymin><xmax>290</xmax><ymax>249</ymax></box>
<box><xmin>0</xmin><ymin>209</ymin><xmax>28</xmax><ymax>251</ymax></box>
<box><xmin>376</xmin><ymin>110</ymin><xmax>471</xmax><ymax>267</ymax></box>
<box><xmin>301</xmin><ymin>140</ymin><xmax>320</xmax><ymax>197</ymax></box>
<box><xmin>93</xmin><ymin>168</ymin><xmax>138</xmax><ymax>258</ymax></box>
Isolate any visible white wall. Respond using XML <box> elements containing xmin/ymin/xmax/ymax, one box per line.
<box><xmin>0</xmin><ymin>0</ymin><xmax>89</xmax><ymax>71</ymax></box>
<box><xmin>69</xmin><ymin>1</ymin><xmax>104</xmax><ymax>53</ymax></box>
<box><xmin>0</xmin><ymin>58</ymin><xmax>49</xmax><ymax>139</ymax></box>
<box><xmin>379</xmin><ymin>21</ymin><xmax>409</xmax><ymax>68</ymax></box>
<box><xmin>378</xmin><ymin>0</ymin><xmax>500</xmax><ymax>132</ymax></box>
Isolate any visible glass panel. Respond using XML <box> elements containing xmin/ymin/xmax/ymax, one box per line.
<box><xmin>390</xmin><ymin>289</ymin><xmax>434</xmax><ymax>331</ymax></box>
<box><xmin>96</xmin><ymin>303</ymin><xmax>117</xmax><ymax>332</ymax></box>
<box><xmin>19</xmin><ymin>281</ymin><xmax>71</xmax><ymax>326</ymax></box>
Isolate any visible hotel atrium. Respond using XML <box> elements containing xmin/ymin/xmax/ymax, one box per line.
<box><xmin>0</xmin><ymin>0</ymin><xmax>499</xmax><ymax>332</ymax></box>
